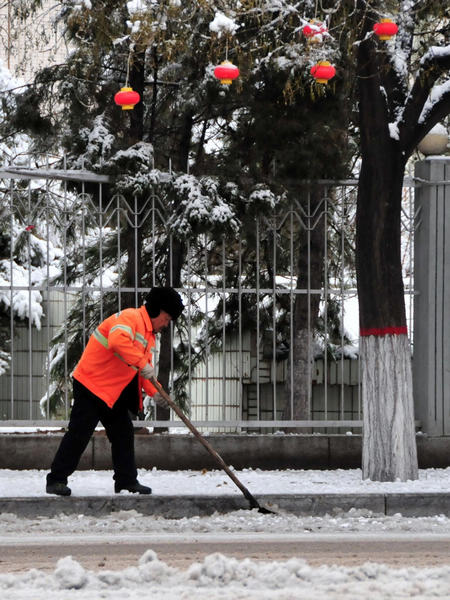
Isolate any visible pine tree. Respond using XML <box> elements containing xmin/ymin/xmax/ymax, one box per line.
<box><xmin>0</xmin><ymin>55</ymin><xmax>61</xmax><ymax>381</ymax></box>
<box><xmin>5</xmin><ymin>1</ymin><xmax>357</xmax><ymax>423</ymax></box>
<box><xmin>5</xmin><ymin>1</ymin><xmax>247</xmax><ymax>416</ymax></box>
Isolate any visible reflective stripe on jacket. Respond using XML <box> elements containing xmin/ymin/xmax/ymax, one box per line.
<box><xmin>73</xmin><ymin>305</ymin><xmax>158</xmax><ymax>409</ymax></box>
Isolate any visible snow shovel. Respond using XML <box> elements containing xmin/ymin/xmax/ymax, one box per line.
<box><xmin>150</xmin><ymin>377</ymin><xmax>275</xmax><ymax>514</ymax></box>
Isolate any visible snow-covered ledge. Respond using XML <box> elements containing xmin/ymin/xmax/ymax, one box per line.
<box><xmin>413</xmin><ymin>157</ymin><xmax>450</xmax><ymax>436</ymax></box>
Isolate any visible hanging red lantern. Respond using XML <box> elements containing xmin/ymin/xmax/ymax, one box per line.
<box><xmin>310</xmin><ymin>61</ymin><xmax>336</xmax><ymax>84</ymax></box>
<box><xmin>114</xmin><ymin>86</ymin><xmax>141</xmax><ymax>110</ymax></box>
<box><xmin>214</xmin><ymin>60</ymin><xmax>239</xmax><ymax>85</ymax></box>
<box><xmin>373</xmin><ymin>18</ymin><xmax>398</xmax><ymax>41</ymax></box>
<box><xmin>302</xmin><ymin>21</ymin><xmax>328</xmax><ymax>42</ymax></box>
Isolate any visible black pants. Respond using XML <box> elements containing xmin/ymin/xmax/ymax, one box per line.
<box><xmin>47</xmin><ymin>378</ymin><xmax>138</xmax><ymax>487</ymax></box>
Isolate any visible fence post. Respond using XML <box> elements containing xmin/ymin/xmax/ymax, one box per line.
<box><xmin>413</xmin><ymin>158</ymin><xmax>450</xmax><ymax>436</ymax></box>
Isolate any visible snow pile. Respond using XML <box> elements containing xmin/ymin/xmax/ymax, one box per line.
<box><xmin>248</xmin><ymin>185</ymin><xmax>278</xmax><ymax>210</ymax></box>
<box><xmin>1</xmin><ymin>467</ymin><xmax>449</xmax><ymax>498</ymax></box>
<box><xmin>0</xmin><ymin>551</ymin><xmax>448</xmax><ymax>599</ymax></box>
<box><xmin>1</xmin><ymin>507</ymin><xmax>450</xmax><ymax>537</ymax></box>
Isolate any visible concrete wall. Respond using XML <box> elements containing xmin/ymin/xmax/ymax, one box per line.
<box><xmin>0</xmin><ymin>433</ymin><xmax>448</xmax><ymax>471</ymax></box>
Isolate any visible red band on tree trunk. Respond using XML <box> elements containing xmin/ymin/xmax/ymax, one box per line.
<box><xmin>360</xmin><ymin>326</ymin><xmax>408</xmax><ymax>337</ymax></box>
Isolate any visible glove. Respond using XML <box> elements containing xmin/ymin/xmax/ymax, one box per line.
<box><xmin>141</xmin><ymin>363</ymin><xmax>156</xmax><ymax>380</ymax></box>
<box><xmin>153</xmin><ymin>392</ymin><xmax>169</xmax><ymax>409</ymax></box>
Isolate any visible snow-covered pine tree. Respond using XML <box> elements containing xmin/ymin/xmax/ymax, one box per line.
<box><xmin>5</xmin><ymin>1</ymin><xmax>247</xmax><ymax>416</ymax></box>
<box><xmin>6</xmin><ymin>1</ymin><xmax>357</xmax><ymax>419</ymax></box>
<box><xmin>0</xmin><ymin>56</ymin><xmax>63</xmax><ymax>382</ymax></box>
<box><xmin>5</xmin><ymin>1</ymin><xmax>357</xmax><ymax>423</ymax></box>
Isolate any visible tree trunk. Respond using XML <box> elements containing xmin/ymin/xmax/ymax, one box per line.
<box><xmin>356</xmin><ymin>156</ymin><xmax>418</xmax><ymax>481</ymax></box>
<box><xmin>284</xmin><ymin>329</ymin><xmax>314</xmax><ymax>421</ymax></box>
<box><xmin>361</xmin><ymin>333</ymin><xmax>417</xmax><ymax>481</ymax></box>
<box><xmin>355</xmin><ymin>14</ymin><xmax>418</xmax><ymax>481</ymax></box>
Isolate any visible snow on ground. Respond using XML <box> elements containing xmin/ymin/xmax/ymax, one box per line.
<box><xmin>1</xmin><ymin>506</ymin><xmax>450</xmax><ymax>536</ymax></box>
<box><xmin>1</xmin><ymin>466</ymin><xmax>450</xmax><ymax>498</ymax></box>
<box><xmin>1</xmin><ymin>466</ymin><xmax>449</xmax><ymax>537</ymax></box>
<box><xmin>0</xmin><ymin>552</ymin><xmax>449</xmax><ymax>600</ymax></box>
<box><xmin>1</xmin><ymin>466</ymin><xmax>450</xmax><ymax>535</ymax></box>
<box><xmin>0</xmin><ymin>468</ymin><xmax>449</xmax><ymax>598</ymax></box>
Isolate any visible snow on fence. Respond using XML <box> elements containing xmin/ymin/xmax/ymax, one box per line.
<box><xmin>0</xmin><ymin>162</ymin><xmax>417</xmax><ymax>432</ymax></box>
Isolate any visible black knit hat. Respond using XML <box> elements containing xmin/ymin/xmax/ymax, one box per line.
<box><xmin>144</xmin><ymin>287</ymin><xmax>184</xmax><ymax>321</ymax></box>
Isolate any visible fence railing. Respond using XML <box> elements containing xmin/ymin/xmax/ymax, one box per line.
<box><xmin>0</xmin><ymin>164</ymin><xmax>417</xmax><ymax>431</ymax></box>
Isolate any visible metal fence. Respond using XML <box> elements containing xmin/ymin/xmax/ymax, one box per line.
<box><xmin>0</xmin><ymin>163</ymin><xmax>416</xmax><ymax>431</ymax></box>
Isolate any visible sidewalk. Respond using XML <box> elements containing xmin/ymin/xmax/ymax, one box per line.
<box><xmin>1</xmin><ymin>466</ymin><xmax>449</xmax><ymax>518</ymax></box>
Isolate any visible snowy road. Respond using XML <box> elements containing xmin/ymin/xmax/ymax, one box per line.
<box><xmin>0</xmin><ymin>532</ymin><xmax>449</xmax><ymax>573</ymax></box>
<box><xmin>0</xmin><ymin>468</ymin><xmax>449</xmax><ymax>597</ymax></box>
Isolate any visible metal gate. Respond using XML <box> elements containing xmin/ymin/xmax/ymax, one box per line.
<box><xmin>0</xmin><ymin>162</ymin><xmax>416</xmax><ymax>431</ymax></box>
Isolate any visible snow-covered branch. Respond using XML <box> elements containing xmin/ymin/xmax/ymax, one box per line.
<box><xmin>401</xmin><ymin>45</ymin><xmax>450</xmax><ymax>154</ymax></box>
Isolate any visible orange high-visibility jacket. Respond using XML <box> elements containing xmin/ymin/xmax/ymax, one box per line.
<box><xmin>73</xmin><ymin>305</ymin><xmax>158</xmax><ymax>409</ymax></box>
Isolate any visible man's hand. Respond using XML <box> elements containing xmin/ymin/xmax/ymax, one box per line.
<box><xmin>153</xmin><ymin>392</ymin><xmax>169</xmax><ymax>409</ymax></box>
<box><xmin>141</xmin><ymin>363</ymin><xmax>156</xmax><ymax>380</ymax></box>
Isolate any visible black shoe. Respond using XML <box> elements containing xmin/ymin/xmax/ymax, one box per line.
<box><xmin>114</xmin><ymin>481</ymin><xmax>152</xmax><ymax>494</ymax></box>
<box><xmin>46</xmin><ymin>482</ymin><xmax>71</xmax><ymax>496</ymax></box>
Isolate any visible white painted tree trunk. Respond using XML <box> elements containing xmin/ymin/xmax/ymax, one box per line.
<box><xmin>361</xmin><ymin>334</ymin><xmax>418</xmax><ymax>482</ymax></box>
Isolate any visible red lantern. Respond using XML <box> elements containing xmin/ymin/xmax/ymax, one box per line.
<box><xmin>214</xmin><ymin>60</ymin><xmax>239</xmax><ymax>85</ymax></box>
<box><xmin>114</xmin><ymin>86</ymin><xmax>141</xmax><ymax>110</ymax></box>
<box><xmin>310</xmin><ymin>61</ymin><xmax>336</xmax><ymax>84</ymax></box>
<box><xmin>373</xmin><ymin>18</ymin><xmax>398</xmax><ymax>41</ymax></box>
<box><xmin>302</xmin><ymin>21</ymin><xmax>328</xmax><ymax>42</ymax></box>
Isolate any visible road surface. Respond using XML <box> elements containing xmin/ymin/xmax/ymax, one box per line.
<box><xmin>0</xmin><ymin>532</ymin><xmax>448</xmax><ymax>573</ymax></box>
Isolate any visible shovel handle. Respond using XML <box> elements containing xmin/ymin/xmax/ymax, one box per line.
<box><xmin>150</xmin><ymin>377</ymin><xmax>262</xmax><ymax>509</ymax></box>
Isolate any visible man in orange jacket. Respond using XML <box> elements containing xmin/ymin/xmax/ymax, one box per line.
<box><xmin>46</xmin><ymin>287</ymin><xmax>184</xmax><ymax>496</ymax></box>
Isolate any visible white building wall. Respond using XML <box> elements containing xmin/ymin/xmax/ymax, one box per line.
<box><xmin>0</xmin><ymin>1</ymin><xmax>68</xmax><ymax>82</ymax></box>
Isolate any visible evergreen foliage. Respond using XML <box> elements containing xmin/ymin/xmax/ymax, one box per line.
<box><xmin>1</xmin><ymin>1</ymin><xmax>360</xmax><ymax>416</ymax></box>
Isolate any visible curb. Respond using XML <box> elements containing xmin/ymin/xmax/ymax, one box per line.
<box><xmin>1</xmin><ymin>493</ymin><xmax>449</xmax><ymax>518</ymax></box>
